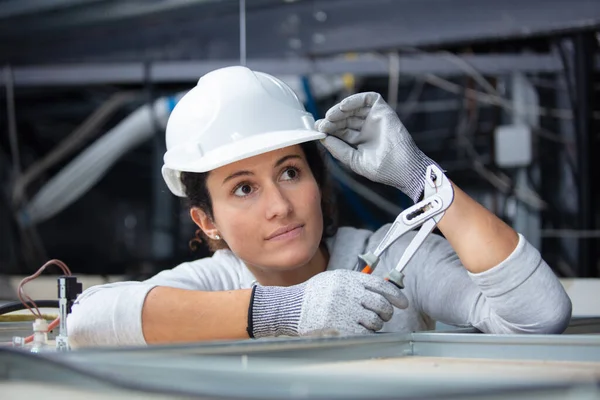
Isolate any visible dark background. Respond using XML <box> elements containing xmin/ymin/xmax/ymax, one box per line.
<box><xmin>0</xmin><ymin>0</ymin><xmax>598</xmax><ymax>280</ymax></box>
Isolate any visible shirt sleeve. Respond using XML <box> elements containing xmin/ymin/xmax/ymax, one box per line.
<box><xmin>382</xmin><ymin>230</ymin><xmax>572</xmax><ymax>334</ymax></box>
<box><xmin>67</xmin><ymin>251</ymin><xmax>250</xmax><ymax>348</ymax></box>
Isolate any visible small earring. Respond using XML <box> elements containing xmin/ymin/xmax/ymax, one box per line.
<box><xmin>215</xmin><ymin>234</ymin><xmax>221</xmax><ymax>240</ymax></box>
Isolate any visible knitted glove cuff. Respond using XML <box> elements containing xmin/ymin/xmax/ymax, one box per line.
<box><xmin>380</xmin><ymin>140</ymin><xmax>439</xmax><ymax>203</ymax></box>
<box><xmin>248</xmin><ymin>284</ymin><xmax>305</xmax><ymax>338</ymax></box>
<box><xmin>401</xmin><ymin>149</ymin><xmax>439</xmax><ymax>203</ymax></box>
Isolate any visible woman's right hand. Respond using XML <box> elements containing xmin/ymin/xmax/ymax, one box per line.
<box><xmin>248</xmin><ymin>269</ymin><xmax>409</xmax><ymax>338</ymax></box>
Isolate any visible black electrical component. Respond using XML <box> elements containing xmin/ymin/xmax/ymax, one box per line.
<box><xmin>57</xmin><ymin>276</ymin><xmax>83</xmax><ymax>314</ymax></box>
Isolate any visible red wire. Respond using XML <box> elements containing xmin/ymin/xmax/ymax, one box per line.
<box><xmin>13</xmin><ymin>258</ymin><xmax>72</xmax><ymax>346</ymax></box>
<box><xmin>24</xmin><ymin>317</ymin><xmax>60</xmax><ymax>344</ymax></box>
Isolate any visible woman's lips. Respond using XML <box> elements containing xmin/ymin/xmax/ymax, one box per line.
<box><xmin>266</xmin><ymin>224</ymin><xmax>304</xmax><ymax>241</ymax></box>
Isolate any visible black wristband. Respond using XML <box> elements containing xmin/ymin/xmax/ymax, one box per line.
<box><xmin>246</xmin><ymin>285</ymin><xmax>257</xmax><ymax>339</ymax></box>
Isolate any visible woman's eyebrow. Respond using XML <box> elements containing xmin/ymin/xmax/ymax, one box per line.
<box><xmin>274</xmin><ymin>154</ymin><xmax>302</xmax><ymax>168</ymax></box>
<box><xmin>222</xmin><ymin>154</ymin><xmax>301</xmax><ymax>185</ymax></box>
<box><xmin>222</xmin><ymin>170</ymin><xmax>253</xmax><ymax>185</ymax></box>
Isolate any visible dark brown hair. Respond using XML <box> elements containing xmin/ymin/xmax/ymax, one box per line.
<box><xmin>180</xmin><ymin>141</ymin><xmax>337</xmax><ymax>252</ymax></box>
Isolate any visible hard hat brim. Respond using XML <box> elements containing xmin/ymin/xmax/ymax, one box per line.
<box><xmin>162</xmin><ymin>129</ymin><xmax>326</xmax><ymax>197</ymax></box>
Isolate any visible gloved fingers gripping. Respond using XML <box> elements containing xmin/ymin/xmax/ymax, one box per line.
<box><xmin>315</xmin><ymin>117</ymin><xmax>365</xmax><ymax>134</ymax></box>
<box><xmin>324</xmin><ymin>103</ymin><xmax>371</xmax><ymax>122</ymax></box>
<box><xmin>320</xmin><ymin>135</ymin><xmax>355</xmax><ymax>165</ymax></box>
<box><xmin>358</xmin><ymin>309</ymin><xmax>385</xmax><ymax>332</ymax></box>
<box><xmin>361</xmin><ymin>291</ymin><xmax>394</xmax><ymax>322</ymax></box>
<box><xmin>314</xmin><ymin>118</ymin><xmax>326</xmax><ymax>132</ymax></box>
<box><xmin>320</xmin><ymin>128</ymin><xmax>364</xmax><ymax>147</ymax></box>
<box><xmin>364</xmin><ymin>278</ymin><xmax>409</xmax><ymax>310</ymax></box>
<box><xmin>314</xmin><ymin>118</ymin><xmax>339</xmax><ymax>133</ymax></box>
<box><xmin>339</xmin><ymin>92</ymin><xmax>381</xmax><ymax>112</ymax></box>
<box><xmin>315</xmin><ymin>117</ymin><xmax>364</xmax><ymax>146</ymax></box>
<box><xmin>337</xmin><ymin>128</ymin><xmax>365</xmax><ymax>145</ymax></box>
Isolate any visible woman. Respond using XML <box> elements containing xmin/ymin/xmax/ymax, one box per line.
<box><xmin>67</xmin><ymin>66</ymin><xmax>571</xmax><ymax>347</ymax></box>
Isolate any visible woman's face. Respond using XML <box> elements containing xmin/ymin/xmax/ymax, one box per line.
<box><xmin>202</xmin><ymin>145</ymin><xmax>324</xmax><ymax>271</ymax></box>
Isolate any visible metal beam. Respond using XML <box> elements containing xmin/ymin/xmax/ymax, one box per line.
<box><xmin>0</xmin><ymin>0</ymin><xmax>105</xmax><ymax>19</ymax></box>
<box><xmin>0</xmin><ymin>0</ymin><xmax>222</xmax><ymax>27</ymax></box>
<box><xmin>1</xmin><ymin>0</ymin><xmax>599</xmax><ymax>66</ymax></box>
<box><xmin>574</xmin><ymin>33</ymin><xmax>598</xmax><ymax>277</ymax></box>
<box><xmin>307</xmin><ymin>0</ymin><xmax>600</xmax><ymax>56</ymax></box>
<box><xmin>0</xmin><ymin>54</ymin><xmax>570</xmax><ymax>87</ymax></box>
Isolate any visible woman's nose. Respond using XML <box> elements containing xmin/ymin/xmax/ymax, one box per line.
<box><xmin>264</xmin><ymin>184</ymin><xmax>293</xmax><ymax>220</ymax></box>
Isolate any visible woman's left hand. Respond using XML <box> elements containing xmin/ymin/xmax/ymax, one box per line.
<box><xmin>316</xmin><ymin>92</ymin><xmax>438</xmax><ymax>203</ymax></box>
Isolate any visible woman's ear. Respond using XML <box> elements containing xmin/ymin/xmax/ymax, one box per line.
<box><xmin>190</xmin><ymin>208</ymin><xmax>220</xmax><ymax>239</ymax></box>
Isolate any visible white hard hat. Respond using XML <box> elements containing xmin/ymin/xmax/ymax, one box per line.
<box><xmin>162</xmin><ymin>66</ymin><xmax>325</xmax><ymax>197</ymax></box>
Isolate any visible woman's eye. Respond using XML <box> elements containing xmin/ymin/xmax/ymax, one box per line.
<box><xmin>281</xmin><ymin>167</ymin><xmax>299</xmax><ymax>181</ymax></box>
<box><xmin>234</xmin><ymin>184</ymin><xmax>254</xmax><ymax>197</ymax></box>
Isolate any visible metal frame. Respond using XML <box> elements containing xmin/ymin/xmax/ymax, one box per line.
<box><xmin>0</xmin><ymin>54</ymin><xmax>587</xmax><ymax>87</ymax></box>
<box><xmin>3</xmin><ymin>53</ymin><xmax>599</xmax><ymax>87</ymax></box>
<box><xmin>2</xmin><ymin>319</ymin><xmax>600</xmax><ymax>399</ymax></box>
<box><xmin>3</xmin><ymin>347</ymin><xmax>596</xmax><ymax>400</ymax></box>
<box><xmin>1</xmin><ymin>0</ymin><xmax>599</xmax><ymax>66</ymax></box>
<box><xmin>44</xmin><ymin>324</ymin><xmax>600</xmax><ymax>362</ymax></box>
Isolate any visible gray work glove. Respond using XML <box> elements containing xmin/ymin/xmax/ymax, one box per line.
<box><xmin>316</xmin><ymin>92</ymin><xmax>439</xmax><ymax>203</ymax></box>
<box><xmin>248</xmin><ymin>269</ymin><xmax>408</xmax><ymax>338</ymax></box>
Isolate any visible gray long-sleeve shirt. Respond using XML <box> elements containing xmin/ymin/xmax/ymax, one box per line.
<box><xmin>67</xmin><ymin>224</ymin><xmax>572</xmax><ymax>347</ymax></box>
